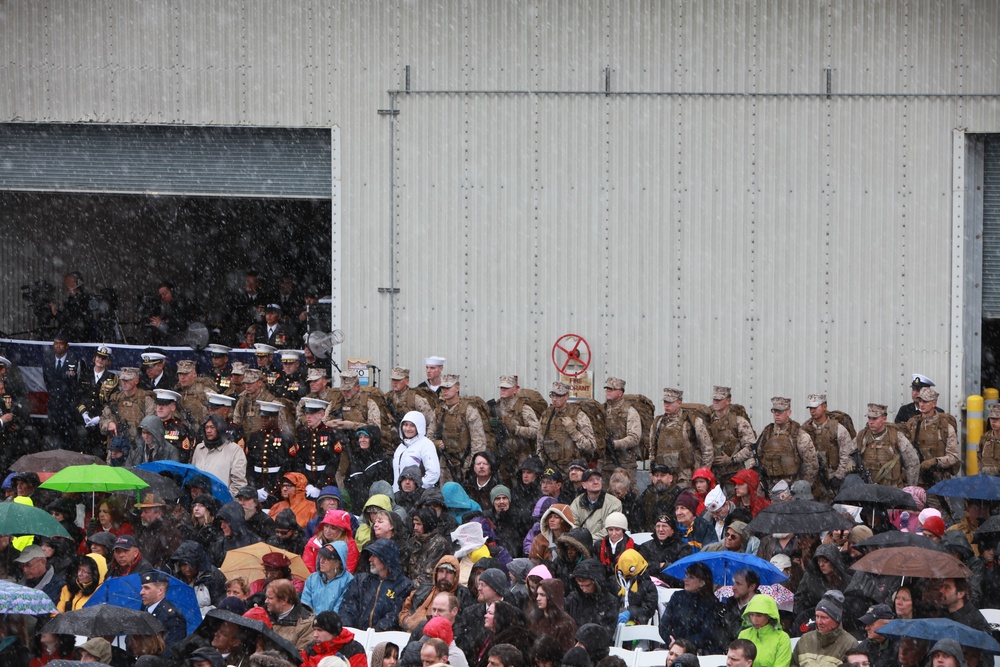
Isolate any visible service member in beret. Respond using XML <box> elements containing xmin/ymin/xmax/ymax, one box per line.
<box><xmin>843</xmin><ymin>403</ymin><xmax>919</xmax><ymax>488</ymax></box>
<box><xmin>139</xmin><ymin>569</ymin><xmax>188</xmax><ymax>645</ymax></box>
<box><xmin>538</xmin><ymin>381</ymin><xmax>598</xmax><ymax>471</ymax></box>
<box><xmin>752</xmin><ymin>397</ymin><xmax>818</xmax><ymax>487</ymax></box>
<box><xmin>649</xmin><ymin>388</ymin><xmax>713</xmax><ymax>488</ymax></box>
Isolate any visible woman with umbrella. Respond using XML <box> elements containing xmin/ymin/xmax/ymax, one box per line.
<box><xmin>87</xmin><ymin>497</ymin><xmax>134</xmax><ymax>543</ymax></box>
<box><xmin>658</xmin><ymin>561</ymin><xmax>721</xmax><ymax>654</ymax></box>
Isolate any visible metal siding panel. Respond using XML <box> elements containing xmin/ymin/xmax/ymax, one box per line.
<box><xmin>983</xmin><ymin>138</ymin><xmax>1000</xmax><ymax>318</ymax></box>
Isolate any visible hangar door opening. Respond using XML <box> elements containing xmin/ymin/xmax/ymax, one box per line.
<box><xmin>0</xmin><ymin>123</ymin><xmax>338</xmax><ymax>349</ymax></box>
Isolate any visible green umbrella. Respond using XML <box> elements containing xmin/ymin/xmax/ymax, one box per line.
<box><xmin>40</xmin><ymin>464</ymin><xmax>149</xmax><ymax>494</ymax></box>
<box><xmin>0</xmin><ymin>502</ymin><xmax>71</xmax><ymax>538</ymax></box>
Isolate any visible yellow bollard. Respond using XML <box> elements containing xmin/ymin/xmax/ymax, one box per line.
<box><xmin>967</xmin><ymin>394</ymin><xmax>983</xmax><ymax>476</ymax></box>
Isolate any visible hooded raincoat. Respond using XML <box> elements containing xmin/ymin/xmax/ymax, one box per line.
<box><xmin>57</xmin><ymin>553</ymin><xmax>107</xmax><ymax>612</ymax></box>
<box><xmin>338</xmin><ymin>537</ymin><xmax>414</xmax><ymax>631</ymax></box>
<box><xmin>125</xmin><ymin>414</ymin><xmax>180</xmax><ymax>466</ymax></box>
<box><xmin>268</xmin><ymin>472</ymin><xmax>315</xmax><ymax>528</ymax></box>
<box><xmin>738</xmin><ymin>594</ymin><xmax>792</xmax><ymax>667</ymax></box>
<box><xmin>303</xmin><ymin>509</ymin><xmax>359</xmax><ymax>574</ymax></box>
<box><xmin>301</xmin><ymin>540</ymin><xmax>354</xmax><ymax>614</ymax></box>
<box><xmin>392</xmin><ymin>410</ymin><xmax>441</xmax><ymax>491</ymax></box>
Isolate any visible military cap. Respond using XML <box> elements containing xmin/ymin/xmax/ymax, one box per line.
<box><xmin>866</xmin><ymin>403</ymin><xmax>888</xmax><ymax>418</ymax></box>
<box><xmin>113</xmin><ymin>535</ymin><xmax>138</xmax><ymax>550</ymax></box>
<box><xmin>119</xmin><ymin>367</ymin><xmax>140</xmax><ymax>381</ymax></box>
<box><xmin>264</xmin><ymin>303</ymin><xmax>282</xmax><ymax>313</ymax></box>
<box><xmin>911</xmin><ymin>373</ymin><xmax>936</xmax><ymax>389</ymax></box>
<box><xmin>0</xmin><ymin>356</ymin><xmax>9</xmax><ymax>367</ymax></box>
<box><xmin>424</xmin><ymin>356</ymin><xmax>446</xmax><ymax>366</ymax></box>
<box><xmin>257</xmin><ymin>400</ymin><xmax>283</xmax><ymax>415</ymax></box>
<box><xmin>153</xmin><ymin>389</ymin><xmax>182</xmax><ymax>404</ymax></box>
<box><xmin>663</xmin><ymin>387</ymin><xmax>683</xmax><ymax>403</ymax></box>
<box><xmin>391</xmin><ymin>366</ymin><xmax>410</xmax><ymax>380</ymax></box>
<box><xmin>176</xmin><ymin>360</ymin><xmax>197</xmax><ymax>374</ymax></box>
<box><xmin>242</xmin><ymin>368</ymin><xmax>263</xmax><ymax>383</ymax></box>
<box><xmin>230</xmin><ymin>361</ymin><xmax>248</xmax><ymax>376</ymax></box>
<box><xmin>712</xmin><ymin>386</ymin><xmax>731</xmax><ymax>400</ymax></box>
<box><xmin>207</xmin><ymin>344</ymin><xmax>232</xmax><ymax>356</ymax></box>
<box><xmin>306</xmin><ymin>367</ymin><xmax>327</xmax><ymax>382</ymax></box>
<box><xmin>279</xmin><ymin>350</ymin><xmax>301</xmax><ymax>363</ymax></box>
<box><xmin>135</xmin><ymin>493</ymin><xmax>167</xmax><ymax>508</ymax></box>
<box><xmin>140</xmin><ymin>570</ymin><xmax>170</xmax><ymax>585</ymax></box>
<box><xmin>498</xmin><ymin>375</ymin><xmax>517</xmax><ymax>388</ymax></box>
<box><xmin>771</xmin><ymin>397</ymin><xmax>791</xmax><ymax>411</ymax></box>
<box><xmin>550</xmin><ymin>381</ymin><xmax>570</xmax><ymax>396</ymax></box>
<box><xmin>568</xmin><ymin>459</ymin><xmax>588</xmax><ymax>472</ymax></box>
<box><xmin>339</xmin><ymin>370</ymin><xmax>360</xmax><ymax>386</ymax></box>
<box><xmin>95</xmin><ymin>345</ymin><xmax>112</xmax><ymax>358</ymax></box>
<box><xmin>989</xmin><ymin>404</ymin><xmax>1000</xmax><ymax>419</ymax></box>
<box><xmin>141</xmin><ymin>352</ymin><xmax>166</xmax><ymax>365</ymax></box>
<box><xmin>540</xmin><ymin>467</ymin><xmax>564</xmax><ymax>482</ymax></box>
<box><xmin>806</xmin><ymin>393</ymin><xmax>826</xmax><ymax>408</ymax></box>
<box><xmin>439</xmin><ymin>374</ymin><xmax>460</xmax><ymax>388</ymax></box>
<box><xmin>604</xmin><ymin>377</ymin><xmax>626</xmax><ymax>391</ymax></box>
<box><xmin>206</xmin><ymin>392</ymin><xmax>236</xmax><ymax>408</ymax></box>
<box><xmin>302</xmin><ymin>397</ymin><xmax>330</xmax><ymax>413</ymax></box>
<box><xmin>918</xmin><ymin>387</ymin><xmax>940</xmax><ymax>402</ymax></box>
<box><xmin>254</xmin><ymin>343</ymin><xmax>277</xmax><ymax>356</ymax></box>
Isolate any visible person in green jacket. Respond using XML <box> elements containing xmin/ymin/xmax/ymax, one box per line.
<box><xmin>738</xmin><ymin>593</ymin><xmax>792</xmax><ymax>667</ymax></box>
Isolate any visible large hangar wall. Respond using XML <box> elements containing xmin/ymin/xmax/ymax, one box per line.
<box><xmin>2</xmin><ymin>1</ymin><xmax>1000</xmax><ymax>424</ymax></box>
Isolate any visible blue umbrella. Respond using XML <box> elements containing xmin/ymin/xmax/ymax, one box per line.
<box><xmin>927</xmin><ymin>475</ymin><xmax>1000</xmax><ymax>501</ymax></box>
<box><xmin>136</xmin><ymin>461</ymin><xmax>233</xmax><ymax>503</ymax></box>
<box><xmin>878</xmin><ymin>618</ymin><xmax>1000</xmax><ymax>653</ymax></box>
<box><xmin>83</xmin><ymin>570</ymin><xmax>202</xmax><ymax>635</ymax></box>
<box><xmin>663</xmin><ymin>551</ymin><xmax>788</xmax><ymax>586</ymax></box>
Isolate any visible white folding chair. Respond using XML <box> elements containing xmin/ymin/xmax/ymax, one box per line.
<box><xmin>633</xmin><ymin>649</ymin><xmax>672</xmax><ymax>667</ymax></box>
<box><xmin>631</xmin><ymin>532</ymin><xmax>654</xmax><ymax>545</ymax></box>
<box><xmin>615</xmin><ymin>623</ymin><xmax>666</xmax><ymax>649</ymax></box>
<box><xmin>610</xmin><ymin>646</ymin><xmax>637</xmax><ymax>666</ymax></box>
<box><xmin>345</xmin><ymin>627</ymin><xmax>371</xmax><ymax>650</ymax></box>
<box><xmin>980</xmin><ymin>608</ymin><xmax>1000</xmax><ymax>632</ymax></box>
<box><xmin>697</xmin><ymin>655</ymin><xmax>727</xmax><ymax>667</ymax></box>
<box><xmin>367</xmin><ymin>630</ymin><xmax>411</xmax><ymax>653</ymax></box>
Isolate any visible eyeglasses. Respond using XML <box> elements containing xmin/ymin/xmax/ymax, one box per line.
<box><xmin>725</xmin><ymin>533</ymin><xmax>740</xmax><ymax>540</ymax></box>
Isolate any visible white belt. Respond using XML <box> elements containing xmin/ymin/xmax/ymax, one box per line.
<box><xmin>305</xmin><ymin>464</ymin><xmax>327</xmax><ymax>471</ymax></box>
<box><xmin>254</xmin><ymin>466</ymin><xmax>281</xmax><ymax>473</ymax></box>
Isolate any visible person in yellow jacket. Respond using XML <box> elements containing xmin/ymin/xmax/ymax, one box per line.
<box><xmin>738</xmin><ymin>593</ymin><xmax>792</xmax><ymax>667</ymax></box>
<box><xmin>57</xmin><ymin>552</ymin><xmax>107</xmax><ymax>612</ymax></box>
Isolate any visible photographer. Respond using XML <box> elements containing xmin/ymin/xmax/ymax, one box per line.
<box><xmin>48</xmin><ymin>272</ymin><xmax>95</xmax><ymax>342</ymax></box>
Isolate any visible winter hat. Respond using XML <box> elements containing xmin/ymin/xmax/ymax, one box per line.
<box><xmin>704</xmin><ymin>486</ymin><xmax>727</xmax><ymax>513</ymax></box>
<box><xmin>848</xmin><ymin>525</ymin><xmax>874</xmax><ymax>543</ymax></box>
<box><xmin>527</xmin><ymin>564</ymin><xmax>552</xmax><ymax>580</ymax></box>
<box><xmin>929</xmin><ymin>639</ymin><xmax>969</xmax><ymax>667</ymax></box>
<box><xmin>674</xmin><ymin>655</ymin><xmax>700</xmax><ymax>667</ymax></box>
<box><xmin>790</xmin><ymin>480</ymin><xmax>814</xmax><ymax>500</ymax></box>
<box><xmin>770</xmin><ymin>554</ymin><xmax>792</xmax><ymax>570</ymax></box>
<box><xmin>80</xmin><ymin>637</ymin><xmax>112</xmax><ymax>663</ymax></box>
<box><xmin>918</xmin><ymin>507</ymin><xmax>942</xmax><ymax>525</ymax></box>
<box><xmin>423</xmin><ymin>615</ymin><xmax>455</xmax><ymax>645</ymax></box>
<box><xmin>921</xmin><ymin>516</ymin><xmax>946</xmax><ymax>538</ymax></box>
<box><xmin>452</xmin><ymin>522</ymin><xmax>487</xmax><ymax>558</ymax></box>
<box><xmin>399</xmin><ymin>466</ymin><xmax>422</xmax><ymax>484</ymax></box>
<box><xmin>313</xmin><ymin>610</ymin><xmax>343</xmax><ymax>636</ymax></box>
<box><xmin>273</xmin><ymin>508</ymin><xmax>299</xmax><ymax>531</ymax></box>
<box><xmin>574</xmin><ymin>623</ymin><xmax>611</xmax><ymax>663</ymax></box>
<box><xmin>674</xmin><ymin>490</ymin><xmax>700</xmax><ymax>515</ymax></box>
<box><xmin>244</xmin><ymin>605</ymin><xmax>273</xmax><ymax>628</ymax></box>
<box><xmin>903</xmin><ymin>486</ymin><xmax>927</xmax><ymax>509</ymax></box>
<box><xmin>490</xmin><ymin>485</ymin><xmax>512</xmax><ymax>503</ymax></box>
<box><xmin>604</xmin><ymin>511</ymin><xmax>628</xmax><ymax>532</ymax></box>
<box><xmin>191</xmin><ymin>493</ymin><xmax>219</xmax><ymax>515</ymax></box>
<box><xmin>561</xmin><ymin>647</ymin><xmax>592</xmax><ymax>667</ymax></box>
<box><xmin>249</xmin><ymin>652</ymin><xmax>297</xmax><ymax>667</ymax></box>
<box><xmin>188</xmin><ymin>647</ymin><xmax>225</xmax><ymax>667</ymax></box>
<box><xmin>815</xmin><ymin>589</ymin><xmax>845</xmax><ymax>624</ymax></box>
<box><xmin>478</xmin><ymin>568</ymin><xmax>508</xmax><ymax>597</ymax></box>
<box><xmin>217</xmin><ymin>596</ymin><xmax>247</xmax><ymax>614</ymax></box>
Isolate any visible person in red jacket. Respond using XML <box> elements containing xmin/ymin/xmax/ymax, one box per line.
<box><xmin>300</xmin><ymin>611</ymin><xmax>367</xmax><ymax>667</ymax></box>
<box><xmin>303</xmin><ymin>509</ymin><xmax>359</xmax><ymax>574</ymax></box>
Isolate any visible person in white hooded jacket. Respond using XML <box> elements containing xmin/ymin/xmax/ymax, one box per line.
<box><xmin>393</xmin><ymin>410</ymin><xmax>441</xmax><ymax>491</ymax></box>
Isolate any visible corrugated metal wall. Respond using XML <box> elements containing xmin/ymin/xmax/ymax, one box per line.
<box><xmin>2</xmin><ymin>0</ymin><xmax>1000</xmax><ymax>424</ymax></box>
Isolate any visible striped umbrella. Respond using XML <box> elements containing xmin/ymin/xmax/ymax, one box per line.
<box><xmin>0</xmin><ymin>579</ymin><xmax>58</xmax><ymax>615</ymax></box>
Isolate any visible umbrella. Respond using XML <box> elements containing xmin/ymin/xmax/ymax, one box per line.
<box><xmin>745</xmin><ymin>499</ymin><xmax>854</xmax><ymax>535</ymax></box>
<box><xmin>878</xmin><ymin>618</ymin><xmax>1000</xmax><ymax>653</ymax></box>
<box><xmin>0</xmin><ymin>502</ymin><xmax>71</xmax><ymax>538</ymax></box>
<box><xmin>201</xmin><ymin>609</ymin><xmax>302</xmax><ymax>664</ymax></box>
<box><xmin>136</xmin><ymin>461</ymin><xmax>233</xmax><ymax>503</ymax></box>
<box><xmin>850</xmin><ymin>546</ymin><xmax>972</xmax><ymax>578</ymax></box>
<box><xmin>663</xmin><ymin>551</ymin><xmax>788</xmax><ymax>586</ymax></box>
<box><xmin>715</xmin><ymin>583</ymin><xmax>794</xmax><ymax>610</ymax></box>
<box><xmin>43</xmin><ymin>603</ymin><xmax>165</xmax><ymax>636</ymax></box>
<box><xmin>833</xmin><ymin>483</ymin><xmax>918</xmax><ymax>510</ymax></box>
<box><xmin>927</xmin><ymin>475</ymin><xmax>1000</xmax><ymax>501</ymax></box>
<box><xmin>221</xmin><ymin>543</ymin><xmax>311</xmax><ymax>583</ymax></box>
<box><xmin>124</xmin><ymin>468</ymin><xmax>182</xmax><ymax>502</ymax></box>
<box><xmin>47</xmin><ymin>662</ymin><xmax>113</xmax><ymax>667</ymax></box>
<box><xmin>10</xmin><ymin>449</ymin><xmax>105</xmax><ymax>473</ymax></box>
<box><xmin>84</xmin><ymin>570</ymin><xmax>202</xmax><ymax>634</ymax></box>
<box><xmin>0</xmin><ymin>579</ymin><xmax>59</xmax><ymax>614</ymax></box>
<box><xmin>973</xmin><ymin>514</ymin><xmax>1000</xmax><ymax>541</ymax></box>
<box><xmin>40</xmin><ymin>465</ymin><xmax>148</xmax><ymax>494</ymax></box>
<box><xmin>856</xmin><ymin>531</ymin><xmax>949</xmax><ymax>553</ymax></box>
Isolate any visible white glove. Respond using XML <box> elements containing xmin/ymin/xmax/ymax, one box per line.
<box><xmin>305</xmin><ymin>484</ymin><xmax>320</xmax><ymax>499</ymax></box>
<box><xmin>82</xmin><ymin>412</ymin><xmax>91</xmax><ymax>425</ymax></box>
<box><xmin>86</xmin><ymin>416</ymin><xmax>100</xmax><ymax>428</ymax></box>
<box><xmin>257</xmin><ymin>488</ymin><xmax>269</xmax><ymax>502</ymax></box>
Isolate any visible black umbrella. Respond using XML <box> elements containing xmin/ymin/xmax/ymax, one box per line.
<box><xmin>856</xmin><ymin>530</ymin><xmax>948</xmax><ymax>553</ymax></box>
<box><xmin>833</xmin><ymin>483</ymin><xmax>918</xmax><ymax>510</ymax></box>
<box><xmin>973</xmin><ymin>514</ymin><xmax>1000</xmax><ymax>540</ymax></box>
<box><xmin>43</xmin><ymin>603</ymin><xmax>165</xmax><ymax>636</ymax></box>
<box><xmin>122</xmin><ymin>468</ymin><xmax>182</xmax><ymax>502</ymax></box>
<box><xmin>745</xmin><ymin>498</ymin><xmax>854</xmax><ymax>534</ymax></box>
<box><xmin>201</xmin><ymin>609</ymin><xmax>302</xmax><ymax>664</ymax></box>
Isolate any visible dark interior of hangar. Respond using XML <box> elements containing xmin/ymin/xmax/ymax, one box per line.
<box><xmin>1</xmin><ymin>191</ymin><xmax>331</xmax><ymax>347</ymax></box>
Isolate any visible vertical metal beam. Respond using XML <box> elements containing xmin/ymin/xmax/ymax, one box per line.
<box><xmin>954</xmin><ymin>131</ymin><xmax>985</xmax><ymax>408</ymax></box>
<box><xmin>330</xmin><ymin>125</ymin><xmax>343</xmax><ymax>374</ymax></box>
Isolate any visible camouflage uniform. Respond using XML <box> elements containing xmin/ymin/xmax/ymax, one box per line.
<box><xmin>707</xmin><ymin>386</ymin><xmax>756</xmax><ymax>484</ymax></box>
<box><xmin>648</xmin><ymin>388</ymin><xmax>712</xmax><ymax>487</ymax></box>
<box><xmin>434</xmin><ymin>376</ymin><xmax>489</xmax><ymax>484</ymax></box>
<box><xmin>753</xmin><ymin>397</ymin><xmax>818</xmax><ymax>485</ymax></box>
<box><xmin>844</xmin><ymin>404</ymin><xmax>919</xmax><ymax>487</ymax></box>
<box><xmin>537</xmin><ymin>382</ymin><xmax>598</xmax><ymax>470</ymax></box>
<box><xmin>602</xmin><ymin>376</ymin><xmax>642</xmax><ymax>481</ymax></box>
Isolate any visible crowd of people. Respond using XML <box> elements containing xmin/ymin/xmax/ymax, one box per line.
<box><xmin>0</xmin><ymin>331</ymin><xmax>997</xmax><ymax>667</ymax></box>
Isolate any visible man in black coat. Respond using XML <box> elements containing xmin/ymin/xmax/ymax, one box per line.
<box><xmin>43</xmin><ymin>331</ymin><xmax>85</xmax><ymax>450</ymax></box>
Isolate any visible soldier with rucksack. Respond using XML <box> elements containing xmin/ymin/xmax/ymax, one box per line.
<box><xmin>432</xmin><ymin>374</ymin><xmax>493</xmax><ymax>483</ymax></box>
<box><xmin>601</xmin><ymin>376</ymin><xmax>645</xmax><ymax>483</ymax></box>
<box><xmin>489</xmin><ymin>374</ymin><xmax>541</xmax><ymax>482</ymax></box>
<box><xmin>906</xmin><ymin>387</ymin><xmax>961</xmax><ymax>519</ymax></box>
<box><xmin>537</xmin><ymin>381</ymin><xmax>599</xmax><ymax>470</ymax></box>
<box><xmin>800</xmin><ymin>393</ymin><xmax>855</xmax><ymax>502</ymax></box>
<box><xmin>324</xmin><ymin>369</ymin><xmax>396</xmax><ymax>454</ymax></box>
<box><xmin>707</xmin><ymin>385</ymin><xmax>757</xmax><ymax>487</ymax></box>
<box><xmin>845</xmin><ymin>402</ymin><xmax>919</xmax><ymax>488</ymax></box>
<box><xmin>752</xmin><ymin>396</ymin><xmax>818</xmax><ymax>488</ymax></box>
<box><xmin>648</xmin><ymin>387</ymin><xmax>713</xmax><ymax>487</ymax></box>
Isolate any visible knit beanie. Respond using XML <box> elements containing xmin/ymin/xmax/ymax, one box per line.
<box><xmin>490</xmin><ymin>485</ymin><xmax>512</xmax><ymax>503</ymax></box>
<box><xmin>478</xmin><ymin>568</ymin><xmax>508</xmax><ymax>597</ymax></box>
<box><xmin>604</xmin><ymin>511</ymin><xmax>628</xmax><ymax>532</ymax></box>
<box><xmin>313</xmin><ymin>610</ymin><xmax>343</xmax><ymax>636</ymax></box>
<box><xmin>815</xmin><ymin>589</ymin><xmax>845</xmax><ymax>624</ymax></box>
<box><xmin>674</xmin><ymin>490</ymin><xmax>700</xmax><ymax>515</ymax></box>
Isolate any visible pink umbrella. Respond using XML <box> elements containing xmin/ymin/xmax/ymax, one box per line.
<box><xmin>715</xmin><ymin>584</ymin><xmax>794</xmax><ymax>612</ymax></box>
